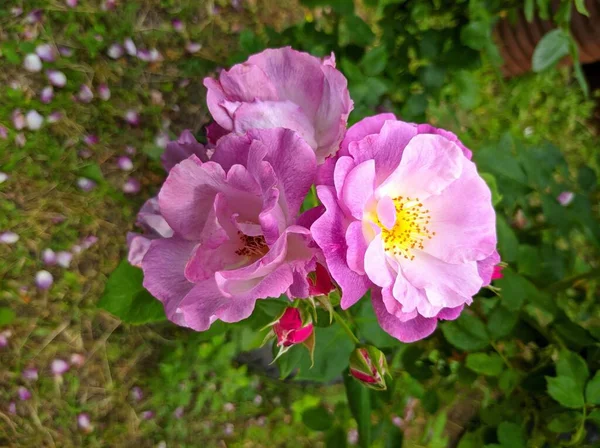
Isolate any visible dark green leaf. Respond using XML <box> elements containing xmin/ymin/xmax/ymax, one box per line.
<box><xmin>338</xmin><ymin>15</ymin><xmax>374</xmax><ymax>47</ymax></box>
<box><xmin>532</xmin><ymin>29</ymin><xmax>570</xmax><ymax>72</ymax></box>
<box><xmin>422</xmin><ymin>389</ymin><xmax>439</xmax><ymax>414</ymax></box>
<box><xmin>0</xmin><ymin>307</ymin><xmax>16</xmax><ymax>326</ymax></box>
<box><xmin>466</xmin><ymin>353</ymin><xmax>504</xmax><ymax>376</ymax></box>
<box><xmin>585</xmin><ymin>371</ymin><xmax>600</xmax><ymax>404</ymax></box>
<box><xmin>326</xmin><ymin>427</ymin><xmax>348</xmax><ymax>448</ymax></box>
<box><xmin>556</xmin><ymin>350</ymin><xmax>589</xmax><ymax>389</ymax></box>
<box><xmin>460</xmin><ymin>21</ymin><xmax>490</xmax><ymax>51</ymax></box>
<box><xmin>495</xmin><ymin>269</ymin><xmax>534</xmax><ymax>311</ymax></box>
<box><xmin>546</xmin><ymin>376</ymin><xmax>585</xmax><ymax>408</ymax></box>
<box><xmin>79</xmin><ymin>163</ymin><xmax>104</xmax><ymax>182</ymax></box>
<box><xmin>457</xmin><ymin>430</ymin><xmax>484</xmax><ymax>448</ymax></box>
<box><xmin>548</xmin><ymin>412</ymin><xmax>582</xmax><ymax>432</ymax></box>
<box><xmin>98</xmin><ymin>260</ymin><xmax>166</xmax><ymax>324</ymax></box>
<box><xmin>497</xmin><ymin>422</ymin><xmax>525</xmax><ymax>448</ymax></box>
<box><xmin>344</xmin><ymin>369</ymin><xmax>372</xmax><ymax>447</ymax></box>
<box><xmin>487</xmin><ymin>305</ymin><xmax>518</xmax><ymax>340</ymax></box>
<box><xmin>384</xmin><ymin>423</ymin><xmax>404</xmax><ymax>448</ymax></box>
<box><xmin>302</xmin><ymin>405</ymin><xmax>334</xmax><ymax>432</ymax></box>
<box><xmin>499</xmin><ymin>369</ymin><xmax>520</xmax><ymax>393</ymax></box>
<box><xmin>575</xmin><ymin>0</ymin><xmax>590</xmax><ymax>16</ymax></box>
<box><xmin>496</xmin><ymin>217</ymin><xmax>519</xmax><ymax>263</ymax></box>
<box><xmin>360</xmin><ymin>46</ymin><xmax>388</xmax><ymax>77</ymax></box>
<box><xmin>480</xmin><ymin>173</ymin><xmax>502</xmax><ymax>206</ymax></box>
<box><xmin>441</xmin><ymin>313</ymin><xmax>489</xmax><ymax>352</ymax></box>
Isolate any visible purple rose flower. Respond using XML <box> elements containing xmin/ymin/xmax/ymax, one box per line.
<box><xmin>141</xmin><ymin>128</ymin><xmax>318</xmax><ymax>331</ymax></box>
<box><xmin>161</xmin><ymin>130</ymin><xmax>209</xmax><ymax>172</ymax></box>
<box><xmin>203</xmin><ymin>47</ymin><xmax>352</xmax><ymax>163</ymax></box>
<box><xmin>311</xmin><ymin>115</ymin><xmax>498</xmax><ymax>342</ymax></box>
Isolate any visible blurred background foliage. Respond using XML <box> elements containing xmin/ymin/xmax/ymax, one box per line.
<box><xmin>1</xmin><ymin>0</ymin><xmax>599</xmax><ymax>446</ymax></box>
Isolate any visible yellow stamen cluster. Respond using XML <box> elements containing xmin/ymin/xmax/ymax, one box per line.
<box><xmin>380</xmin><ymin>196</ymin><xmax>435</xmax><ymax>260</ymax></box>
<box><xmin>235</xmin><ymin>232</ymin><xmax>268</xmax><ymax>258</ymax></box>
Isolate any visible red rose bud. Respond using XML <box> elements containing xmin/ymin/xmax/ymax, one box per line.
<box><xmin>491</xmin><ymin>264</ymin><xmax>504</xmax><ymax>280</ymax></box>
<box><xmin>273</xmin><ymin>307</ymin><xmax>313</xmax><ymax>347</ymax></box>
<box><xmin>349</xmin><ymin>346</ymin><xmax>388</xmax><ymax>391</ymax></box>
<box><xmin>308</xmin><ymin>262</ymin><xmax>335</xmax><ymax>297</ymax></box>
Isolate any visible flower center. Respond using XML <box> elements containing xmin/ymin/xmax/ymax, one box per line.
<box><xmin>235</xmin><ymin>232</ymin><xmax>269</xmax><ymax>258</ymax></box>
<box><xmin>380</xmin><ymin>196</ymin><xmax>435</xmax><ymax>260</ymax></box>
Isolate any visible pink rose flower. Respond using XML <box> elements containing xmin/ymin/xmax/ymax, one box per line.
<box><xmin>127</xmin><ymin>197</ymin><xmax>173</xmax><ymax>267</ymax></box>
<box><xmin>203</xmin><ymin>47</ymin><xmax>353</xmax><ymax>163</ymax></box>
<box><xmin>311</xmin><ymin>115</ymin><xmax>498</xmax><ymax>342</ymax></box>
<box><xmin>141</xmin><ymin>128</ymin><xmax>318</xmax><ymax>331</ymax></box>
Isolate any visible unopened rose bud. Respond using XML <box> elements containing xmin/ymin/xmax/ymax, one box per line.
<box><xmin>557</xmin><ymin>191</ymin><xmax>574</xmax><ymax>206</ymax></box>
<box><xmin>172</xmin><ymin>19</ymin><xmax>184</xmax><ymax>32</ymax></box>
<box><xmin>349</xmin><ymin>346</ymin><xmax>388</xmax><ymax>391</ymax></box>
<box><xmin>24</xmin><ymin>54</ymin><xmax>42</xmax><ymax>72</ymax></box>
<box><xmin>35</xmin><ymin>270</ymin><xmax>53</xmax><ymax>290</ymax></box>
<box><xmin>273</xmin><ymin>307</ymin><xmax>314</xmax><ymax>347</ymax></box>
<box><xmin>491</xmin><ymin>265</ymin><xmax>504</xmax><ymax>280</ymax></box>
<box><xmin>308</xmin><ymin>263</ymin><xmax>335</xmax><ymax>296</ymax></box>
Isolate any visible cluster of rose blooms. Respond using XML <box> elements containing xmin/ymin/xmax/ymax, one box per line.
<box><xmin>127</xmin><ymin>48</ymin><xmax>499</xmax><ymax>388</ymax></box>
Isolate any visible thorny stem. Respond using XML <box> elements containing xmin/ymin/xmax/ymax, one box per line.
<box><xmin>333</xmin><ymin>310</ymin><xmax>360</xmax><ymax>345</ymax></box>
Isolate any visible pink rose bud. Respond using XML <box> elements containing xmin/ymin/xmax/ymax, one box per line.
<box><xmin>491</xmin><ymin>265</ymin><xmax>504</xmax><ymax>280</ymax></box>
<box><xmin>273</xmin><ymin>308</ymin><xmax>314</xmax><ymax>347</ymax></box>
<box><xmin>58</xmin><ymin>46</ymin><xmax>73</xmax><ymax>57</ymax></box>
<box><xmin>78</xmin><ymin>413</ymin><xmax>92</xmax><ymax>432</ymax></box>
<box><xmin>40</xmin><ymin>86</ymin><xmax>54</xmax><ymax>104</ymax></box>
<box><xmin>349</xmin><ymin>346</ymin><xmax>388</xmax><ymax>391</ymax></box>
<box><xmin>36</xmin><ymin>44</ymin><xmax>56</xmax><ymax>62</ymax></box>
<box><xmin>26</xmin><ymin>110</ymin><xmax>44</xmax><ymax>130</ymax></box>
<box><xmin>557</xmin><ymin>191</ymin><xmax>574</xmax><ymax>206</ymax></box>
<box><xmin>1</xmin><ymin>231</ymin><xmax>19</xmax><ymax>244</ymax></box>
<box><xmin>70</xmin><ymin>353</ymin><xmax>85</xmax><ymax>367</ymax></box>
<box><xmin>102</xmin><ymin>0</ymin><xmax>116</xmax><ymax>11</ymax></box>
<box><xmin>51</xmin><ymin>358</ymin><xmax>69</xmax><ymax>376</ymax></box>
<box><xmin>77</xmin><ymin>177</ymin><xmax>96</xmax><ymax>192</ymax></box>
<box><xmin>172</xmin><ymin>19</ymin><xmax>184</xmax><ymax>32</ymax></box>
<box><xmin>8</xmin><ymin>402</ymin><xmax>16</xmax><ymax>414</ymax></box>
<box><xmin>42</xmin><ymin>248</ymin><xmax>57</xmax><ymax>265</ymax></box>
<box><xmin>185</xmin><ymin>42</ymin><xmax>202</xmax><ymax>53</ymax></box>
<box><xmin>84</xmin><ymin>134</ymin><xmax>99</xmax><ymax>146</ymax></box>
<box><xmin>130</xmin><ymin>386</ymin><xmax>143</xmax><ymax>402</ymax></box>
<box><xmin>77</xmin><ymin>85</ymin><xmax>94</xmax><ymax>103</ymax></box>
<box><xmin>124</xmin><ymin>38</ymin><xmax>137</xmax><ymax>56</ymax></box>
<box><xmin>308</xmin><ymin>263</ymin><xmax>335</xmax><ymax>297</ymax></box>
<box><xmin>124</xmin><ymin>110</ymin><xmax>140</xmax><ymax>126</ymax></box>
<box><xmin>117</xmin><ymin>156</ymin><xmax>133</xmax><ymax>171</ymax></box>
<box><xmin>173</xmin><ymin>406</ymin><xmax>184</xmax><ymax>419</ymax></box>
<box><xmin>35</xmin><ymin>270</ymin><xmax>53</xmax><ymax>290</ymax></box>
<box><xmin>12</xmin><ymin>110</ymin><xmax>25</xmax><ymax>130</ymax></box>
<box><xmin>141</xmin><ymin>410</ymin><xmax>155</xmax><ymax>420</ymax></box>
<box><xmin>22</xmin><ymin>367</ymin><xmax>39</xmax><ymax>381</ymax></box>
<box><xmin>97</xmin><ymin>83</ymin><xmax>111</xmax><ymax>101</ymax></box>
<box><xmin>24</xmin><ymin>54</ymin><xmax>43</xmax><ymax>72</ymax></box>
<box><xmin>56</xmin><ymin>251</ymin><xmax>73</xmax><ymax>268</ymax></box>
<box><xmin>26</xmin><ymin>9</ymin><xmax>43</xmax><ymax>23</ymax></box>
<box><xmin>47</xmin><ymin>70</ymin><xmax>67</xmax><ymax>87</ymax></box>
<box><xmin>123</xmin><ymin>178</ymin><xmax>141</xmax><ymax>194</ymax></box>
<box><xmin>0</xmin><ymin>126</ymin><xmax>7</xmax><ymax>140</ymax></box>
<box><xmin>18</xmin><ymin>387</ymin><xmax>32</xmax><ymax>401</ymax></box>
<box><xmin>107</xmin><ymin>43</ymin><xmax>124</xmax><ymax>59</ymax></box>
<box><xmin>15</xmin><ymin>133</ymin><xmax>26</xmax><ymax>147</ymax></box>
<box><xmin>66</xmin><ymin>0</ymin><xmax>78</xmax><ymax>7</ymax></box>
<box><xmin>48</xmin><ymin>111</ymin><xmax>63</xmax><ymax>123</ymax></box>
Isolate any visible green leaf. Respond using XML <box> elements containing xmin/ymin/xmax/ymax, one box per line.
<box><xmin>497</xmin><ymin>422</ymin><xmax>525</xmax><ymax>448</ymax></box>
<box><xmin>460</xmin><ymin>21</ymin><xmax>490</xmax><ymax>51</ymax></box>
<box><xmin>79</xmin><ymin>163</ymin><xmax>104</xmax><ymax>182</ymax></box>
<box><xmin>384</xmin><ymin>422</ymin><xmax>404</xmax><ymax>448</ymax></box>
<box><xmin>495</xmin><ymin>269</ymin><xmax>534</xmax><ymax>311</ymax></box>
<box><xmin>294</xmin><ymin>324</ymin><xmax>354</xmax><ymax>382</ymax></box>
<box><xmin>360</xmin><ymin>46</ymin><xmax>388</xmax><ymax>77</ymax></box>
<box><xmin>0</xmin><ymin>307</ymin><xmax>16</xmax><ymax>326</ymax></box>
<box><xmin>454</xmin><ymin>70</ymin><xmax>480</xmax><ymax>110</ymax></box>
<box><xmin>98</xmin><ymin>260</ymin><xmax>166</xmax><ymax>324</ymax></box>
<box><xmin>441</xmin><ymin>313</ymin><xmax>489</xmax><ymax>352</ymax></box>
<box><xmin>302</xmin><ymin>405</ymin><xmax>334</xmax><ymax>432</ymax></box>
<box><xmin>524</xmin><ymin>0</ymin><xmax>535</xmax><ymax>22</ymax></box>
<box><xmin>532</xmin><ymin>29</ymin><xmax>570</xmax><ymax>72</ymax></box>
<box><xmin>355</xmin><ymin>299</ymin><xmax>398</xmax><ymax>348</ymax></box>
<box><xmin>548</xmin><ymin>412</ymin><xmax>582</xmax><ymax>432</ymax></box>
<box><xmin>487</xmin><ymin>305</ymin><xmax>518</xmax><ymax>340</ymax></box>
<box><xmin>546</xmin><ymin>376</ymin><xmax>585</xmax><ymax>408</ymax></box>
<box><xmin>575</xmin><ymin>0</ymin><xmax>590</xmax><ymax>16</ymax></box>
<box><xmin>338</xmin><ymin>15</ymin><xmax>374</xmax><ymax>47</ymax></box>
<box><xmin>344</xmin><ymin>369</ymin><xmax>372</xmax><ymax>448</ymax></box>
<box><xmin>556</xmin><ymin>350</ymin><xmax>589</xmax><ymax>390</ymax></box>
<box><xmin>457</xmin><ymin>430</ymin><xmax>484</xmax><ymax>448</ymax></box>
<box><xmin>466</xmin><ymin>353</ymin><xmax>504</xmax><ymax>376</ymax></box>
<box><xmin>585</xmin><ymin>371</ymin><xmax>600</xmax><ymax>404</ymax></box>
<box><xmin>496</xmin><ymin>217</ymin><xmax>518</xmax><ymax>263</ymax></box>
<box><xmin>325</xmin><ymin>427</ymin><xmax>348</xmax><ymax>448</ymax></box>
<box><xmin>499</xmin><ymin>369</ymin><xmax>520</xmax><ymax>393</ymax></box>
<box><xmin>480</xmin><ymin>173</ymin><xmax>503</xmax><ymax>206</ymax></box>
